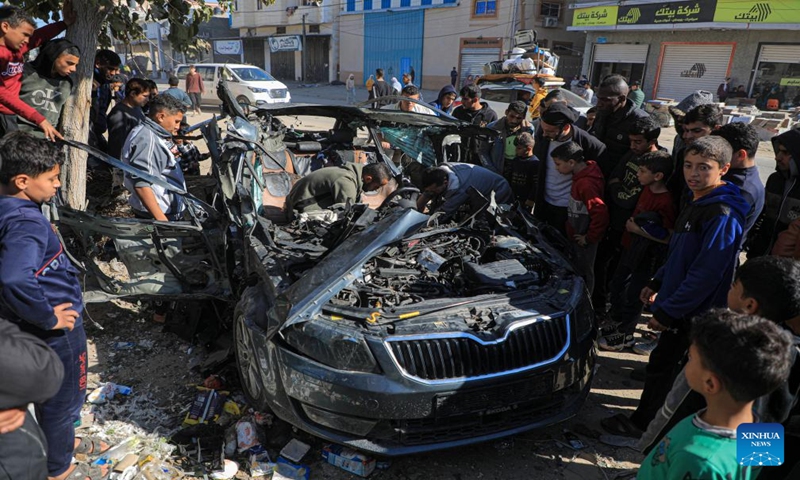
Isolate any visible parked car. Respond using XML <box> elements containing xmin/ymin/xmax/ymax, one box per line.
<box><xmin>477</xmin><ymin>74</ymin><xmax>592</xmax><ymax>120</ymax></box>
<box><xmin>175</xmin><ymin>63</ymin><xmax>291</xmax><ymax>107</ymax></box>
<box><xmin>58</xmin><ymin>83</ymin><xmax>596</xmax><ymax>455</ymax></box>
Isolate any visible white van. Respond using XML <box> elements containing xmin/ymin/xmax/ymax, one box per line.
<box><xmin>174</xmin><ymin>63</ymin><xmax>291</xmax><ymax>106</ymax></box>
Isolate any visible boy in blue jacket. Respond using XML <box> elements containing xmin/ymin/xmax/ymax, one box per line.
<box><xmin>0</xmin><ymin>132</ymin><xmax>105</xmax><ymax>480</ymax></box>
<box><xmin>601</xmin><ymin>135</ymin><xmax>749</xmax><ymax>438</ymax></box>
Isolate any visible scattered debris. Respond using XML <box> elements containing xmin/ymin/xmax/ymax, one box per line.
<box><xmin>280</xmin><ymin>439</ymin><xmax>311</xmax><ymax>463</ymax></box>
<box><xmin>322</xmin><ymin>444</ymin><xmax>377</xmax><ymax>477</ymax></box>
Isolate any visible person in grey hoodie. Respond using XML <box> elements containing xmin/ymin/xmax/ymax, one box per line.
<box><xmin>17</xmin><ymin>38</ymin><xmax>80</xmax><ymax>138</ymax></box>
<box><xmin>121</xmin><ymin>94</ymin><xmax>187</xmax><ymax>221</ymax></box>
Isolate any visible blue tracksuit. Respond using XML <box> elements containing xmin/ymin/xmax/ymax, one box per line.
<box><xmin>0</xmin><ymin>196</ymin><xmax>86</xmax><ymax>477</ymax></box>
<box><xmin>649</xmin><ymin>182</ymin><xmax>749</xmax><ymax>329</ymax></box>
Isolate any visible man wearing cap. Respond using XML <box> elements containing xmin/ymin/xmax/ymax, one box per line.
<box><xmin>533</xmin><ymin>102</ymin><xmax>607</xmax><ymax>235</ymax></box>
<box><xmin>592</xmin><ymin>76</ymin><xmax>650</xmax><ymax>176</ymax></box>
<box><xmin>629</xmin><ymin>80</ymin><xmax>645</xmax><ymax>109</ymax></box>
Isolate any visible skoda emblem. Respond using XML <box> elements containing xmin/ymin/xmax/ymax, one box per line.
<box><xmin>617</xmin><ymin>134</ymin><xmax>624</xmax><ymax>140</ymax></box>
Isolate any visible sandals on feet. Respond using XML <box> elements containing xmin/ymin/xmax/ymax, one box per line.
<box><xmin>63</xmin><ymin>462</ymin><xmax>106</xmax><ymax>480</ymax></box>
<box><xmin>600</xmin><ymin>413</ymin><xmax>643</xmax><ymax>438</ymax></box>
<box><xmin>74</xmin><ymin>436</ymin><xmax>109</xmax><ymax>456</ymax></box>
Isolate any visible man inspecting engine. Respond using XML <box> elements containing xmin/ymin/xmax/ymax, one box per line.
<box><xmin>418</xmin><ymin>163</ymin><xmax>513</xmax><ymax>221</ymax></box>
<box><xmin>286</xmin><ymin>162</ymin><xmax>394</xmax><ymax>216</ymax></box>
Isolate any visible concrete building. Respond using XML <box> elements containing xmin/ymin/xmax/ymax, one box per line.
<box><xmin>230</xmin><ymin>0</ymin><xmax>337</xmax><ymax>83</ymax></box>
<box><xmin>338</xmin><ymin>0</ymin><xmax>586</xmax><ymax>90</ymax></box>
<box><xmin>569</xmin><ymin>0</ymin><xmax>800</xmax><ymax>107</ymax></box>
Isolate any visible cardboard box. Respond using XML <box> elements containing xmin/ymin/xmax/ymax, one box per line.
<box><xmin>321</xmin><ymin>444</ymin><xmax>376</xmax><ymax>477</ymax></box>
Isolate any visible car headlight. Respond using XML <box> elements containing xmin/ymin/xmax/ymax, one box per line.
<box><xmin>248</xmin><ymin>87</ymin><xmax>269</xmax><ymax>93</ymax></box>
<box><xmin>573</xmin><ymin>293</ymin><xmax>595</xmax><ymax>341</ymax></box>
<box><xmin>282</xmin><ymin>320</ymin><xmax>379</xmax><ymax>373</ymax></box>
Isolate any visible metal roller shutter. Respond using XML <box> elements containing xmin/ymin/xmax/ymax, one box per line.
<box><xmin>655</xmin><ymin>43</ymin><xmax>734</xmax><ymax>102</ymax></box>
<box><xmin>460</xmin><ymin>48</ymin><xmax>501</xmax><ymax>82</ymax></box>
<box><xmin>593</xmin><ymin>44</ymin><xmax>649</xmax><ymax>64</ymax></box>
<box><xmin>759</xmin><ymin>45</ymin><xmax>800</xmax><ymax>64</ymax></box>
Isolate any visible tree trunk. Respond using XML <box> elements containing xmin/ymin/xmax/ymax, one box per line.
<box><xmin>62</xmin><ymin>3</ymin><xmax>107</xmax><ymax>209</ymax></box>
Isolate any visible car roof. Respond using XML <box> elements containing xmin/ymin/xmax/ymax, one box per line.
<box><xmin>177</xmin><ymin>63</ymin><xmax>259</xmax><ymax>69</ymax></box>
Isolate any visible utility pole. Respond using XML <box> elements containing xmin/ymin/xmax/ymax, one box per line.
<box><xmin>301</xmin><ymin>13</ymin><xmax>308</xmax><ymax>83</ymax></box>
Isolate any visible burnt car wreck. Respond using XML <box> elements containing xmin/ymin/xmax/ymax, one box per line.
<box><xmin>57</xmin><ymin>84</ymin><xmax>596</xmax><ymax>455</ymax></box>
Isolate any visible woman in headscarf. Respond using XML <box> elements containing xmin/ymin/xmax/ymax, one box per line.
<box><xmin>18</xmin><ymin>39</ymin><xmax>80</xmax><ymax>138</ymax></box>
<box><xmin>391</xmin><ymin>77</ymin><xmax>402</xmax><ymax>96</ymax></box>
<box><xmin>345</xmin><ymin>74</ymin><xmax>356</xmax><ymax>104</ymax></box>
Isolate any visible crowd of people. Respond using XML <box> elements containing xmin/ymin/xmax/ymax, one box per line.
<box><xmin>1</xmin><ymin>2</ymin><xmax>799</xmax><ymax>477</ymax></box>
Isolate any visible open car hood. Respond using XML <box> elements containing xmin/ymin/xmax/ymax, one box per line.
<box><xmin>275</xmin><ymin>208</ymin><xmax>430</xmax><ymax>332</ymax></box>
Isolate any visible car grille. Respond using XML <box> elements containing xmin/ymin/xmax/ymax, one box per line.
<box><xmin>394</xmin><ymin>378</ymin><xmax>582</xmax><ymax>445</ymax></box>
<box><xmin>386</xmin><ymin>315</ymin><xmax>569</xmax><ymax>381</ymax></box>
<box><xmin>269</xmin><ymin>89</ymin><xmax>287</xmax><ymax>99</ymax></box>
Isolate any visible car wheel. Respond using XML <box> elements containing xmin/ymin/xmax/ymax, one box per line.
<box><xmin>234</xmin><ymin>292</ymin><xmax>270</xmax><ymax>410</ymax></box>
<box><xmin>236</xmin><ymin>95</ymin><xmax>252</xmax><ymax>107</ymax></box>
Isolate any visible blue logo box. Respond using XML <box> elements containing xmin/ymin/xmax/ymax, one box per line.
<box><xmin>737</xmin><ymin>423</ymin><xmax>784</xmax><ymax>467</ymax></box>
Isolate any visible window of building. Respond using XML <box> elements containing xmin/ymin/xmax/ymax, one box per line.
<box><xmin>400</xmin><ymin>0</ymin><xmax>411</xmax><ymax>6</ymax></box>
<box><xmin>364</xmin><ymin>0</ymin><xmax>372</xmax><ymax>9</ymax></box>
<box><xmin>421</xmin><ymin>0</ymin><xmax>432</xmax><ymax>4</ymax></box>
<box><xmin>540</xmin><ymin>2</ymin><xmax>561</xmax><ymax>18</ymax></box>
<box><xmin>473</xmin><ymin>0</ymin><xmax>497</xmax><ymax>16</ymax></box>
<box><xmin>309</xmin><ymin>24</ymin><xmax>320</xmax><ymax>33</ymax></box>
<box><xmin>443</xmin><ymin>0</ymin><xmax>456</xmax><ymax>3</ymax></box>
<box><xmin>552</xmin><ymin>41</ymin><xmax>575</xmax><ymax>55</ymax></box>
<box><xmin>276</xmin><ymin>26</ymin><xmax>286</xmax><ymax>34</ymax></box>
<box><xmin>346</xmin><ymin>0</ymin><xmax>355</xmax><ymax>12</ymax></box>
<box><xmin>256</xmin><ymin>0</ymin><xmax>262</xmax><ymax>10</ymax></box>
<box><xmin>382</xmin><ymin>0</ymin><xmax>391</xmax><ymax>8</ymax></box>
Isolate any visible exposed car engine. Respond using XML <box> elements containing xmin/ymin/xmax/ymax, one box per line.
<box><xmin>330</xmin><ymin>230</ymin><xmax>553</xmax><ymax>309</ymax></box>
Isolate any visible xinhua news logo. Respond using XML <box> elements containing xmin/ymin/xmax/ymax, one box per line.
<box><xmin>737</xmin><ymin>423</ymin><xmax>784</xmax><ymax>467</ymax></box>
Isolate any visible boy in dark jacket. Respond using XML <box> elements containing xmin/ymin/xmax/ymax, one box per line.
<box><xmin>107</xmin><ymin>77</ymin><xmax>150</xmax><ymax>160</ymax></box>
<box><xmin>503</xmin><ymin>131</ymin><xmax>538</xmax><ymax>207</ymax></box>
<box><xmin>429</xmin><ymin>84</ymin><xmax>457</xmax><ymax>115</ymax></box>
<box><xmin>18</xmin><ymin>39</ymin><xmax>80</xmax><ymax>139</ymax></box>
<box><xmin>0</xmin><ymin>132</ymin><xmax>101</xmax><ymax>479</ymax></box>
<box><xmin>601</xmin><ymin>136</ymin><xmax>749</xmax><ymax>437</ymax></box>
<box><xmin>0</xmin><ymin>316</ymin><xmax>64</xmax><ymax>480</ymax></box>
<box><xmin>747</xmin><ymin>129</ymin><xmax>800</xmax><ymax>257</ymax></box>
<box><xmin>637</xmin><ymin>256</ymin><xmax>800</xmax><ymax>478</ymax></box>
<box><xmin>552</xmin><ymin>141</ymin><xmax>609</xmax><ymax>295</ymax></box>
<box><xmin>0</xmin><ymin>4</ymin><xmax>74</xmax><ymax>140</ymax></box>
<box><xmin>599</xmin><ymin>151</ymin><xmax>675</xmax><ymax>351</ymax></box>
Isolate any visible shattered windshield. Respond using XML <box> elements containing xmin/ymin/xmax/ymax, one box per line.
<box><xmin>379</xmin><ymin>125</ymin><xmax>441</xmax><ymax>167</ymax></box>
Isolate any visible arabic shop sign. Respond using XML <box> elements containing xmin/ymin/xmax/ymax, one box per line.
<box><xmin>714</xmin><ymin>0</ymin><xmax>800</xmax><ymax>23</ymax></box>
<box><xmin>573</xmin><ymin>6</ymin><xmax>618</xmax><ymax>27</ymax></box>
<box><xmin>214</xmin><ymin>40</ymin><xmax>242</xmax><ymax>55</ymax></box>
<box><xmin>268</xmin><ymin>35</ymin><xmax>302</xmax><ymax>53</ymax></box>
<box><xmin>780</xmin><ymin>78</ymin><xmax>800</xmax><ymax>87</ymax></box>
<box><xmin>617</xmin><ymin>1</ymin><xmax>716</xmax><ymax>26</ymax></box>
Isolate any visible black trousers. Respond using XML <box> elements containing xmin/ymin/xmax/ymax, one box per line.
<box><xmin>630</xmin><ymin>327</ymin><xmax>690</xmax><ymax>431</ymax></box>
<box><xmin>0</xmin><ymin>113</ymin><xmax>19</xmax><ymax>138</ymax></box>
<box><xmin>534</xmin><ymin>200</ymin><xmax>568</xmax><ymax>238</ymax></box>
<box><xmin>592</xmin><ymin>229</ymin><xmax>624</xmax><ymax>313</ymax></box>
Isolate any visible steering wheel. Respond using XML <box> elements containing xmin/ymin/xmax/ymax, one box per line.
<box><xmin>378</xmin><ymin>186</ymin><xmax>421</xmax><ymax>211</ymax></box>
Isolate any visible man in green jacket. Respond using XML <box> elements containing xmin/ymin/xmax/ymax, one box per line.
<box><xmin>286</xmin><ymin>162</ymin><xmax>393</xmax><ymax>215</ymax></box>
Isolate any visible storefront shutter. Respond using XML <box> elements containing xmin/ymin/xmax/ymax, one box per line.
<box><xmin>759</xmin><ymin>45</ymin><xmax>800</xmax><ymax>64</ymax></box>
<box><xmin>460</xmin><ymin>48</ymin><xmax>501</xmax><ymax>82</ymax></box>
<box><xmin>593</xmin><ymin>44</ymin><xmax>649</xmax><ymax>64</ymax></box>
<box><xmin>654</xmin><ymin>43</ymin><xmax>734</xmax><ymax>102</ymax></box>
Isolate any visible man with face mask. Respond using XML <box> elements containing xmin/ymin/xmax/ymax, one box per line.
<box><xmin>533</xmin><ymin>102</ymin><xmax>607</xmax><ymax>235</ymax></box>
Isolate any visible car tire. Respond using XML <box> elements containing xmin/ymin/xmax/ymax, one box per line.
<box><xmin>234</xmin><ymin>287</ymin><xmax>270</xmax><ymax>411</ymax></box>
<box><xmin>236</xmin><ymin>95</ymin><xmax>252</xmax><ymax>106</ymax></box>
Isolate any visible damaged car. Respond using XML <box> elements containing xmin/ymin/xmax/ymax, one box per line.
<box><xmin>57</xmin><ymin>83</ymin><xmax>596</xmax><ymax>455</ymax></box>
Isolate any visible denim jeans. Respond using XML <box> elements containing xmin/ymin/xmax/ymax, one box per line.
<box><xmin>34</xmin><ymin>324</ymin><xmax>88</xmax><ymax>476</ymax></box>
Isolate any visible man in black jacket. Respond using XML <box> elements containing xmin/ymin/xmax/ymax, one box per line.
<box><xmin>592</xmin><ymin>75</ymin><xmax>650</xmax><ymax>178</ymax></box>
<box><xmin>0</xmin><ymin>317</ymin><xmax>64</xmax><ymax>480</ymax></box>
<box><xmin>533</xmin><ymin>102</ymin><xmax>607</xmax><ymax>236</ymax></box>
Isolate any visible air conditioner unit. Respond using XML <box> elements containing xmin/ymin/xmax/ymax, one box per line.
<box><xmin>543</xmin><ymin>17</ymin><xmax>558</xmax><ymax>28</ymax></box>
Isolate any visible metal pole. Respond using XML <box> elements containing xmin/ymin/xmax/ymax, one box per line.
<box><xmin>302</xmin><ymin>13</ymin><xmax>307</xmax><ymax>83</ymax></box>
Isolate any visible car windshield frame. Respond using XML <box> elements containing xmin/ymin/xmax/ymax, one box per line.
<box><xmin>232</xmin><ymin>67</ymin><xmax>277</xmax><ymax>82</ymax></box>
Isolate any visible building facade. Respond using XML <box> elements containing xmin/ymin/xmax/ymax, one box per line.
<box><xmin>230</xmin><ymin>0</ymin><xmax>336</xmax><ymax>83</ymax></box>
<box><xmin>338</xmin><ymin>0</ymin><xmax>586</xmax><ymax>89</ymax></box>
<box><xmin>570</xmin><ymin>0</ymin><xmax>800</xmax><ymax>107</ymax></box>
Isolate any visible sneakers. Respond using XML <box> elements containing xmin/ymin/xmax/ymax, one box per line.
<box><xmin>633</xmin><ymin>333</ymin><xmax>660</xmax><ymax>355</ymax></box>
<box><xmin>598</xmin><ymin>332</ymin><xmax>635</xmax><ymax>351</ymax></box>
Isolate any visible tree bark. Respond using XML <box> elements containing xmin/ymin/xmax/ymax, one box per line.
<box><xmin>62</xmin><ymin>2</ymin><xmax>107</xmax><ymax>209</ymax></box>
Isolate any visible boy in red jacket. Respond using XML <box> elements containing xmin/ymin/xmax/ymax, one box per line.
<box><xmin>552</xmin><ymin>141</ymin><xmax>609</xmax><ymax>294</ymax></box>
<box><xmin>0</xmin><ymin>3</ymin><xmax>75</xmax><ymax>140</ymax></box>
